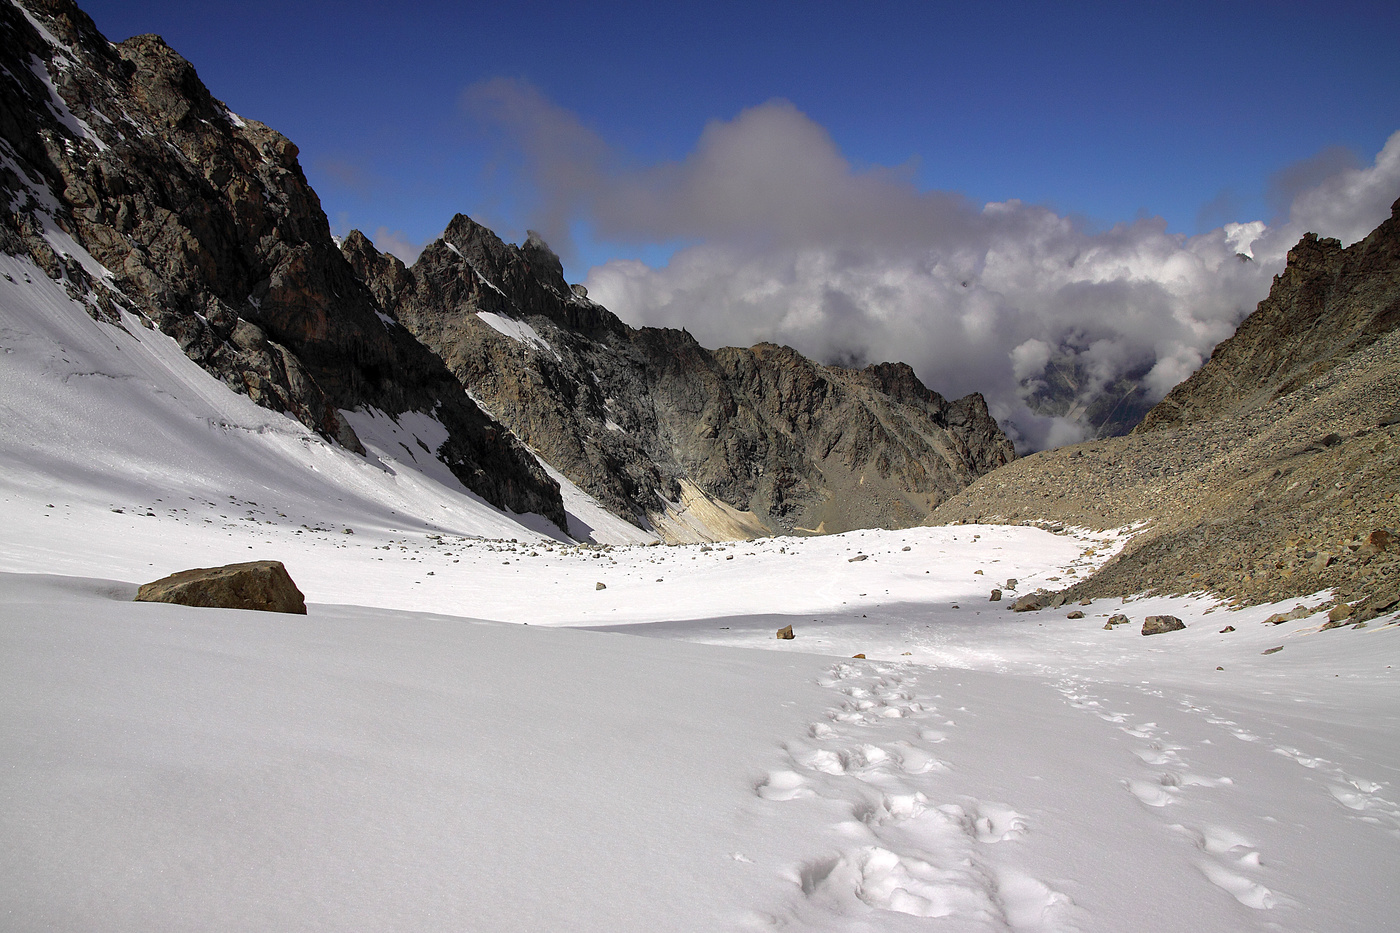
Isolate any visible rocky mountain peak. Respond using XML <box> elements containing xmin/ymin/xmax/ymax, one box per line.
<box><xmin>7</xmin><ymin>0</ymin><xmax>1015</xmax><ymax>544</ymax></box>
<box><xmin>521</xmin><ymin>229</ymin><xmax>570</xmax><ymax>294</ymax></box>
<box><xmin>1137</xmin><ymin>196</ymin><xmax>1400</xmax><ymax>433</ymax></box>
<box><xmin>3</xmin><ymin>0</ymin><xmax>568</xmax><ymax>532</ymax></box>
<box><xmin>350</xmin><ymin>219</ymin><xmax>1015</xmax><ymax>541</ymax></box>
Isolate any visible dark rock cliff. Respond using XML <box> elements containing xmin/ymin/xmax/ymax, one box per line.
<box><xmin>345</xmin><ymin>215</ymin><xmax>1015</xmax><ymax>539</ymax></box>
<box><xmin>1</xmin><ymin>0</ymin><xmax>566</xmax><ymax>531</ymax></box>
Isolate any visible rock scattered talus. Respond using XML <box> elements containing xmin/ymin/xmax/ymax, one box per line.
<box><xmin>135</xmin><ymin>560</ymin><xmax>307</xmax><ymax>614</ymax></box>
<box><xmin>2</xmin><ymin>0</ymin><xmax>566</xmax><ymax>532</ymax></box>
<box><xmin>932</xmin><ymin>199</ymin><xmax>1400</xmax><ymax>610</ymax></box>
<box><xmin>343</xmin><ymin>216</ymin><xmax>1014</xmax><ymax>541</ymax></box>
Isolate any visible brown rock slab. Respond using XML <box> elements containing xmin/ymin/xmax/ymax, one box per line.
<box><xmin>989</xmin><ymin>588</ymin><xmax>1002</xmax><ymax>602</ymax></box>
<box><xmin>1012</xmin><ymin>593</ymin><xmax>1045</xmax><ymax>612</ymax></box>
<box><xmin>776</xmin><ymin>624</ymin><xmax>795</xmax><ymax>640</ymax></box>
<box><xmin>1067</xmin><ymin>610</ymin><xmax>1085</xmax><ymax>619</ymax></box>
<box><xmin>135</xmin><ymin>561</ymin><xmax>306</xmax><ymax>614</ymax></box>
<box><xmin>1142</xmin><ymin>614</ymin><xmax>1186</xmax><ymax>636</ymax></box>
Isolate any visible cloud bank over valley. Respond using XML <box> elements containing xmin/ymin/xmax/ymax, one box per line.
<box><xmin>466</xmin><ymin>81</ymin><xmax>1400</xmax><ymax>450</ymax></box>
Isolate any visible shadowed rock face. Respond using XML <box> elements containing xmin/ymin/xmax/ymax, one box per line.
<box><xmin>135</xmin><ymin>560</ymin><xmax>307</xmax><ymax>614</ymax></box>
<box><xmin>2</xmin><ymin>0</ymin><xmax>566</xmax><ymax>532</ymax></box>
<box><xmin>932</xmin><ymin>199</ymin><xmax>1400</xmax><ymax>609</ymax></box>
<box><xmin>344</xmin><ymin>216</ymin><xmax>1015</xmax><ymax>540</ymax></box>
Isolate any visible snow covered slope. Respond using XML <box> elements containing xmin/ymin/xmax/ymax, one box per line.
<box><xmin>2</xmin><ymin>228</ymin><xmax>1398</xmax><ymax>933</ymax></box>
<box><xmin>0</xmin><ymin>250</ymin><xmax>641</xmax><ymax>548</ymax></box>
<box><xmin>2</xmin><ymin>554</ymin><xmax>1396</xmax><ymax>932</ymax></box>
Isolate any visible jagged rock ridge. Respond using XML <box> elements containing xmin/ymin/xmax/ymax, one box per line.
<box><xmin>1137</xmin><ymin>228</ymin><xmax>1400</xmax><ymax>432</ymax></box>
<box><xmin>0</xmin><ymin>0</ymin><xmax>566</xmax><ymax>531</ymax></box>
<box><xmin>345</xmin><ymin>215</ymin><xmax>1014</xmax><ymax>540</ymax></box>
<box><xmin>931</xmin><ymin>199</ymin><xmax>1400</xmax><ymax>611</ymax></box>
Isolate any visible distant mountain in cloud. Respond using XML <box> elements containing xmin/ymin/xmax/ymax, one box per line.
<box><xmin>465</xmin><ymin>79</ymin><xmax>1400</xmax><ymax>450</ymax></box>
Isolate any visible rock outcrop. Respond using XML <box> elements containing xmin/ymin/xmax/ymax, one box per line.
<box><xmin>344</xmin><ymin>216</ymin><xmax>1014</xmax><ymax>540</ymax></box>
<box><xmin>1</xmin><ymin>0</ymin><xmax>566</xmax><ymax>531</ymax></box>
<box><xmin>931</xmin><ymin>199</ymin><xmax>1400</xmax><ymax>609</ymax></box>
<box><xmin>135</xmin><ymin>560</ymin><xmax>307</xmax><ymax>614</ymax></box>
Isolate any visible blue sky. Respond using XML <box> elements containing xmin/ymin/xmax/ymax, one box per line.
<box><xmin>74</xmin><ymin>1</ymin><xmax>1400</xmax><ymax>449</ymax></box>
<box><xmin>81</xmin><ymin>0</ymin><xmax>1398</xmax><ymax>276</ymax></box>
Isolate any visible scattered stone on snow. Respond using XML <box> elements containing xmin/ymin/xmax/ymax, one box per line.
<box><xmin>1104</xmin><ymin>614</ymin><xmax>1132</xmax><ymax>628</ymax></box>
<box><xmin>1265</xmin><ymin>605</ymin><xmax>1311</xmax><ymax>625</ymax></box>
<box><xmin>852</xmin><ymin>653</ymin><xmax>866</xmax><ymax>659</ymax></box>
<box><xmin>596</xmin><ymin>582</ymin><xmax>607</xmax><ymax>590</ymax></box>
<box><xmin>848</xmin><ymin>554</ymin><xmax>868</xmax><ymax>562</ymax></box>
<box><xmin>776</xmin><ymin>625</ymin><xmax>795</xmax><ymax>640</ymax></box>
<box><xmin>1263</xmin><ymin>646</ymin><xmax>1284</xmax><ymax>655</ymax></box>
<box><xmin>1012</xmin><ymin>592</ymin><xmax>1046</xmax><ymax>612</ymax></box>
<box><xmin>1067</xmin><ymin>610</ymin><xmax>1085</xmax><ymax>619</ymax></box>
<box><xmin>1220</xmin><ymin>625</ymin><xmax>1236</xmax><ymax>633</ymax></box>
<box><xmin>135</xmin><ymin>560</ymin><xmax>306</xmax><ymax>614</ymax></box>
<box><xmin>989</xmin><ymin>588</ymin><xmax>1002</xmax><ymax>602</ymax></box>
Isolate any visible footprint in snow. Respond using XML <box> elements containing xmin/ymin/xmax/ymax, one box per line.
<box><xmin>1125</xmin><ymin>777</ymin><xmax>1179</xmax><ymax>808</ymax></box>
<box><xmin>1197</xmin><ymin>860</ymin><xmax>1280</xmax><ymax>909</ymax></box>
<box><xmin>758</xmin><ymin>661</ymin><xmax>1074</xmax><ymax>930</ymax></box>
<box><xmin>756</xmin><ymin>770</ymin><xmax>816</xmax><ymax>801</ymax></box>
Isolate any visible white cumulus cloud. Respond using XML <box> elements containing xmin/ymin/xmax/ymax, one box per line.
<box><xmin>465</xmin><ymin>80</ymin><xmax>1400</xmax><ymax>450</ymax></box>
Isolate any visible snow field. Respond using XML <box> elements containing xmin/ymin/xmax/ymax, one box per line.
<box><xmin>3</xmin><ymin>227</ymin><xmax>1399</xmax><ymax>931</ymax></box>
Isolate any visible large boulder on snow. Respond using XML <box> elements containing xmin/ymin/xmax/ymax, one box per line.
<box><xmin>135</xmin><ymin>560</ymin><xmax>307</xmax><ymax>614</ymax></box>
<box><xmin>1141</xmin><ymin>615</ymin><xmax>1185</xmax><ymax>636</ymax></box>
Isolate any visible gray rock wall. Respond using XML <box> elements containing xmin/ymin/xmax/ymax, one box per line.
<box><xmin>345</xmin><ymin>217</ymin><xmax>1016</xmax><ymax>538</ymax></box>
